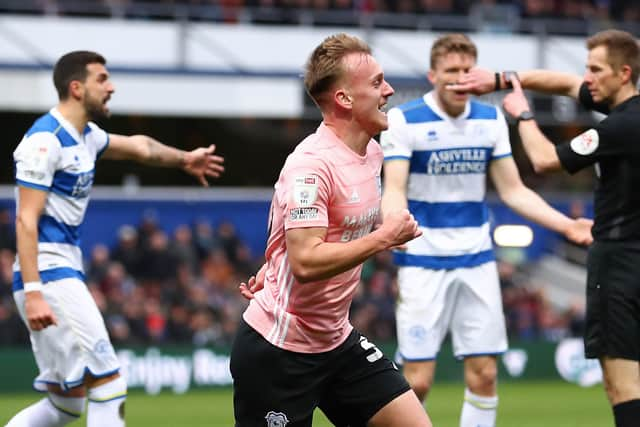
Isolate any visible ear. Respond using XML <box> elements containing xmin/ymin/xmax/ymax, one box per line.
<box><xmin>335</xmin><ymin>89</ymin><xmax>353</xmax><ymax>109</ymax></box>
<box><xmin>427</xmin><ymin>70</ymin><xmax>436</xmax><ymax>85</ymax></box>
<box><xmin>619</xmin><ymin>64</ymin><xmax>632</xmax><ymax>85</ymax></box>
<box><xmin>68</xmin><ymin>80</ymin><xmax>84</xmax><ymax>100</ymax></box>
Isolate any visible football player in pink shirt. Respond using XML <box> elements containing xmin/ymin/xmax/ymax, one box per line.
<box><xmin>230</xmin><ymin>33</ymin><xmax>432</xmax><ymax>427</ymax></box>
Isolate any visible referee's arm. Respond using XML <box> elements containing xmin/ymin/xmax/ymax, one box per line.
<box><xmin>504</xmin><ymin>78</ymin><xmax>564</xmax><ymax>174</ymax></box>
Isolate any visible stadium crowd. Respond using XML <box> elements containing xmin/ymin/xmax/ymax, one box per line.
<box><xmin>0</xmin><ymin>205</ymin><xmax>586</xmax><ymax>348</ymax></box>
<box><xmin>3</xmin><ymin>0</ymin><xmax>639</xmax><ymax>24</ymax></box>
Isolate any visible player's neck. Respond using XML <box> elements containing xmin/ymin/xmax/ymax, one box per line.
<box><xmin>56</xmin><ymin>102</ymin><xmax>90</xmax><ymax>135</ymax></box>
<box><xmin>435</xmin><ymin>96</ymin><xmax>465</xmax><ymax>118</ymax></box>
<box><xmin>324</xmin><ymin>120</ymin><xmax>369</xmax><ymax>156</ymax></box>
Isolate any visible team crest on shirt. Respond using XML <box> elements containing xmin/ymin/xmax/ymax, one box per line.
<box><xmin>265</xmin><ymin>411</ymin><xmax>289</xmax><ymax>426</ymax></box>
<box><xmin>570</xmin><ymin>129</ymin><xmax>599</xmax><ymax>155</ymax></box>
<box><xmin>293</xmin><ymin>175</ymin><xmax>318</xmax><ymax>207</ymax></box>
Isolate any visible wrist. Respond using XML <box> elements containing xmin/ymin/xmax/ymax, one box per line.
<box><xmin>369</xmin><ymin>227</ymin><xmax>392</xmax><ymax>251</ymax></box>
<box><xmin>24</xmin><ymin>281</ymin><xmax>43</xmax><ymax>293</ymax></box>
<box><xmin>180</xmin><ymin>151</ymin><xmax>189</xmax><ymax>169</ymax></box>
<box><xmin>516</xmin><ymin>110</ymin><xmax>535</xmax><ymax>123</ymax></box>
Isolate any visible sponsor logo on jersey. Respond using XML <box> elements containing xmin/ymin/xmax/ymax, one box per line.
<box><xmin>570</xmin><ymin>129</ymin><xmax>599</xmax><ymax>156</ymax></box>
<box><xmin>71</xmin><ymin>171</ymin><xmax>94</xmax><ymax>198</ymax></box>
<box><xmin>265</xmin><ymin>411</ymin><xmax>289</xmax><ymax>427</ymax></box>
<box><xmin>348</xmin><ymin>188</ymin><xmax>360</xmax><ymax>204</ymax></box>
<box><xmin>293</xmin><ymin>175</ymin><xmax>318</xmax><ymax>207</ymax></box>
<box><xmin>426</xmin><ymin>148</ymin><xmax>488</xmax><ymax>175</ymax></box>
<box><xmin>289</xmin><ymin>207</ymin><xmax>319</xmax><ymax>221</ymax></box>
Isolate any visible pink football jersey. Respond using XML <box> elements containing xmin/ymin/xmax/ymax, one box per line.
<box><xmin>244</xmin><ymin>123</ymin><xmax>383</xmax><ymax>353</ymax></box>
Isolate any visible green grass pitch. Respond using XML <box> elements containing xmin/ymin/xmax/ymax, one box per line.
<box><xmin>0</xmin><ymin>381</ymin><xmax>611</xmax><ymax>426</ymax></box>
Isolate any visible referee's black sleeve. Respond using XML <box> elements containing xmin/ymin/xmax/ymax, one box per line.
<box><xmin>555</xmin><ymin>142</ymin><xmax>590</xmax><ymax>175</ymax></box>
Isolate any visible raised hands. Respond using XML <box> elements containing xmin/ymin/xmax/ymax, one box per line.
<box><xmin>502</xmin><ymin>77</ymin><xmax>532</xmax><ymax>120</ymax></box>
<box><xmin>446</xmin><ymin>67</ymin><xmax>498</xmax><ymax>95</ymax></box>
<box><xmin>183</xmin><ymin>144</ymin><xmax>225</xmax><ymax>187</ymax></box>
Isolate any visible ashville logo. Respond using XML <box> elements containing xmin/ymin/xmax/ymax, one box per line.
<box><xmin>117</xmin><ymin>348</ymin><xmax>232</xmax><ymax>395</ymax></box>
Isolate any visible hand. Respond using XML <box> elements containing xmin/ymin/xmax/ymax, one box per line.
<box><xmin>238</xmin><ymin>264</ymin><xmax>266</xmax><ymax>300</ymax></box>
<box><xmin>565</xmin><ymin>217</ymin><xmax>594</xmax><ymax>246</ymax></box>
<box><xmin>183</xmin><ymin>144</ymin><xmax>225</xmax><ymax>187</ymax></box>
<box><xmin>24</xmin><ymin>292</ymin><xmax>57</xmax><ymax>331</ymax></box>
<box><xmin>377</xmin><ymin>209</ymin><xmax>422</xmax><ymax>249</ymax></box>
<box><xmin>503</xmin><ymin>77</ymin><xmax>532</xmax><ymax>119</ymax></box>
<box><xmin>447</xmin><ymin>68</ymin><xmax>497</xmax><ymax>95</ymax></box>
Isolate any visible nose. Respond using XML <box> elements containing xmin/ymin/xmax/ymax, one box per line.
<box><xmin>384</xmin><ymin>80</ymin><xmax>394</xmax><ymax>97</ymax></box>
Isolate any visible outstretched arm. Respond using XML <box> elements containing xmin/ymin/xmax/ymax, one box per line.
<box><xmin>449</xmin><ymin>68</ymin><xmax>583</xmax><ymax>99</ymax></box>
<box><xmin>489</xmin><ymin>157</ymin><xmax>593</xmax><ymax>246</ymax></box>
<box><xmin>103</xmin><ymin>134</ymin><xmax>225</xmax><ymax>186</ymax></box>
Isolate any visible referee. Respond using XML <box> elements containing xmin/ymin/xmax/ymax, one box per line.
<box><xmin>452</xmin><ymin>29</ymin><xmax>640</xmax><ymax>427</ymax></box>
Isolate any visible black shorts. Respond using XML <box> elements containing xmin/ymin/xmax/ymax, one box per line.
<box><xmin>230</xmin><ymin>319</ymin><xmax>411</xmax><ymax>427</ymax></box>
<box><xmin>585</xmin><ymin>240</ymin><xmax>640</xmax><ymax>360</ymax></box>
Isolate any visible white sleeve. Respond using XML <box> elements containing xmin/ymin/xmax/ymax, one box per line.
<box><xmin>13</xmin><ymin>132</ymin><xmax>62</xmax><ymax>191</ymax></box>
<box><xmin>380</xmin><ymin>108</ymin><xmax>413</xmax><ymax>160</ymax></box>
<box><xmin>492</xmin><ymin>108</ymin><xmax>512</xmax><ymax>160</ymax></box>
<box><xmin>87</xmin><ymin>122</ymin><xmax>110</xmax><ymax>160</ymax></box>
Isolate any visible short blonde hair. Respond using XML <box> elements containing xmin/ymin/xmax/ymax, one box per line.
<box><xmin>430</xmin><ymin>33</ymin><xmax>477</xmax><ymax>69</ymax></box>
<box><xmin>587</xmin><ymin>29</ymin><xmax>640</xmax><ymax>85</ymax></box>
<box><xmin>304</xmin><ymin>33</ymin><xmax>372</xmax><ymax>107</ymax></box>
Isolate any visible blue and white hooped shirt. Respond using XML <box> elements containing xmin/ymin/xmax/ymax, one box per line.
<box><xmin>380</xmin><ymin>91</ymin><xmax>512</xmax><ymax>270</ymax></box>
<box><xmin>12</xmin><ymin>108</ymin><xmax>109</xmax><ymax>291</ymax></box>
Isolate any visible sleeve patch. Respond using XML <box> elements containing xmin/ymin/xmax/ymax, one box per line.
<box><xmin>289</xmin><ymin>207</ymin><xmax>319</xmax><ymax>221</ymax></box>
<box><xmin>570</xmin><ymin>129</ymin><xmax>599</xmax><ymax>156</ymax></box>
<box><xmin>293</xmin><ymin>175</ymin><xmax>318</xmax><ymax>207</ymax></box>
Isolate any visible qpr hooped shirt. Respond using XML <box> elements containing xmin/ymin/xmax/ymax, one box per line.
<box><xmin>243</xmin><ymin>123</ymin><xmax>383</xmax><ymax>353</ymax></box>
<box><xmin>12</xmin><ymin>108</ymin><xmax>109</xmax><ymax>290</ymax></box>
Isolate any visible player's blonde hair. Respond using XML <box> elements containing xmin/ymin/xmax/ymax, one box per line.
<box><xmin>587</xmin><ymin>30</ymin><xmax>640</xmax><ymax>86</ymax></box>
<box><xmin>304</xmin><ymin>33</ymin><xmax>372</xmax><ymax>108</ymax></box>
<box><xmin>430</xmin><ymin>34</ymin><xmax>477</xmax><ymax>69</ymax></box>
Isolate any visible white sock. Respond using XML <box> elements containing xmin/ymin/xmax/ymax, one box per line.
<box><xmin>6</xmin><ymin>395</ymin><xmax>84</xmax><ymax>427</ymax></box>
<box><xmin>460</xmin><ymin>388</ymin><xmax>498</xmax><ymax>427</ymax></box>
<box><xmin>87</xmin><ymin>376</ymin><xmax>128</xmax><ymax>427</ymax></box>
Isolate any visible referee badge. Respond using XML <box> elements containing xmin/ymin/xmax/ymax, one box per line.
<box><xmin>570</xmin><ymin>129</ymin><xmax>599</xmax><ymax>156</ymax></box>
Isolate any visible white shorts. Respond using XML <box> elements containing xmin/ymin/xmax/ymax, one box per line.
<box><xmin>14</xmin><ymin>277</ymin><xmax>120</xmax><ymax>391</ymax></box>
<box><xmin>395</xmin><ymin>261</ymin><xmax>507</xmax><ymax>361</ymax></box>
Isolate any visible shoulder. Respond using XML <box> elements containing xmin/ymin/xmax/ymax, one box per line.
<box><xmin>86</xmin><ymin>121</ymin><xmax>109</xmax><ymax>144</ymax></box>
<box><xmin>15</xmin><ymin>115</ymin><xmax>62</xmax><ymax>155</ymax></box>
<box><xmin>597</xmin><ymin>107</ymin><xmax>633</xmax><ymax>138</ymax></box>
<box><xmin>467</xmin><ymin>100</ymin><xmax>498</xmax><ymax>120</ymax></box>
<box><xmin>367</xmin><ymin>139</ymin><xmax>383</xmax><ymax>158</ymax></box>
<box><xmin>86</xmin><ymin>121</ymin><xmax>107</xmax><ymax>135</ymax></box>
<box><xmin>283</xmin><ymin>138</ymin><xmax>332</xmax><ymax>175</ymax></box>
<box><xmin>390</xmin><ymin>97</ymin><xmax>442</xmax><ymax>124</ymax></box>
<box><xmin>25</xmin><ymin>113</ymin><xmax>62</xmax><ymax>138</ymax></box>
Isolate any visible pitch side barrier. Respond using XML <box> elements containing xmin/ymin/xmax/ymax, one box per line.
<box><xmin>0</xmin><ymin>338</ymin><xmax>602</xmax><ymax>394</ymax></box>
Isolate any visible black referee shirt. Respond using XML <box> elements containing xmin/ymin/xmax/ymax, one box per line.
<box><xmin>556</xmin><ymin>83</ymin><xmax>640</xmax><ymax>241</ymax></box>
